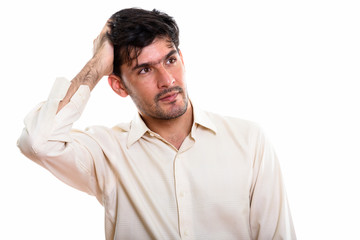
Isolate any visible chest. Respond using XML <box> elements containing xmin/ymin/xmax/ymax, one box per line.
<box><xmin>103</xmin><ymin>131</ymin><xmax>254</xmax><ymax>239</ymax></box>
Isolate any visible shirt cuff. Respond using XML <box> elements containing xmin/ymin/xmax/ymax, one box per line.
<box><xmin>54</xmin><ymin>77</ymin><xmax>91</xmax><ymax>116</ymax></box>
<box><xmin>23</xmin><ymin>77</ymin><xmax>91</xmax><ymax>149</ymax></box>
<box><xmin>48</xmin><ymin>77</ymin><xmax>72</xmax><ymax>101</ymax></box>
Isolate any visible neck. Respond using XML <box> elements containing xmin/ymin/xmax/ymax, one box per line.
<box><xmin>141</xmin><ymin>102</ymin><xmax>193</xmax><ymax>150</ymax></box>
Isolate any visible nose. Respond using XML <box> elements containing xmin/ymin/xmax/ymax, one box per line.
<box><xmin>157</xmin><ymin>65</ymin><xmax>175</xmax><ymax>89</ymax></box>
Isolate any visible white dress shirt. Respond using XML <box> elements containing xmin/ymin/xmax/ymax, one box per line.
<box><xmin>18</xmin><ymin>78</ymin><xmax>296</xmax><ymax>239</ymax></box>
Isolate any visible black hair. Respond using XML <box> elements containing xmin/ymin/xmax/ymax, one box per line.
<box><xmin>107</xmin><ymin>8</ymin><xmax>180</xmax><ymax>77</ymax></box>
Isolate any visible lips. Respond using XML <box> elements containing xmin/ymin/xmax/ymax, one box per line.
<box><xmin>159</xmin><ymin>92</ymin><xmax>178</xmax><ymax>102</ymax></box>
<box><xmin>155</xmin><ymin>86</ymin><xmax>183</xmax><ymax>102</ymax></box>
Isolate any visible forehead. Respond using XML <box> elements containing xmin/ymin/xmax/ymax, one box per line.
<box><xmin>131</xmin><ymin>38</ymin><xmax>176</xmax><ymax>66</ymax></box>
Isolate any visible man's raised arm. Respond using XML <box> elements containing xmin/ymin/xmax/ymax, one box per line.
<box><xmin>17</xmin><ymin>21</ymin><xmax>115</xmax><ymax>199</ymax></box>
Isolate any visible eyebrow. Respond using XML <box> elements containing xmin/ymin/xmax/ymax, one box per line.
<box><xmin>131</xmin><ymin>49</ymin><xmax>178</xmax><ymax>72</ymax></box>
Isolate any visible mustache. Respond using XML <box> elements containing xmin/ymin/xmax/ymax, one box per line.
<box><xmin>155</xmin><ymin>86</ymin><xmax>184</xmax><ymax>102</ymax></box>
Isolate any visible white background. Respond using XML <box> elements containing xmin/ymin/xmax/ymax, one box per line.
<box><xmin>1</xmin><ymin>0</ymin><xmax>359</xmax><ymax>239</ymax></box>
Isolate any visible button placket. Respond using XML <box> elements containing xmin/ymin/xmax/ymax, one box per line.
<box><xmin>174</xmin><ymin>153</ymin><xmax>191</xmax><ymax>239</ymax></box>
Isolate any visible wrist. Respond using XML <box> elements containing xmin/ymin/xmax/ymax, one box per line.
<box><xmin>91</xmin><ymin>52</ymin><xmax>113</xmax><ymax>78</ymax></box>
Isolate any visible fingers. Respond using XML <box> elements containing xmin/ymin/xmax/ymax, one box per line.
<box><xmin>93</xmin><ymin>20</ymin><xmax>112</xmax><ymax>56</ymax></box>
<box><xmin>100</xmin><ymin>21</ymin><xmax>111</xmax><ymax>36</ymax></box>
<box><xmin>89</xmin><ymin>19</ymin><xmax>114</xmax><ymax>77</ymax></box>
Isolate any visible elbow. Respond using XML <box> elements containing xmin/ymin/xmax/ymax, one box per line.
<box><xmin>17</xmin><ymin>127</ymin><xmax>48</xmax><ymax>163</ymax></box>
<box><xmin>18</xmin><ymin>128</ymin><xmax>35</xmax><ymax>156</ymax></box>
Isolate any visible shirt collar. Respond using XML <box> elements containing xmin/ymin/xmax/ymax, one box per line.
<box><xmin>126</xmin><ymin>102</ymin><xmax>217</xmax><ymax>148</ymax></box>
<box><xmin>192</xmin><ymin>102</ymin><xmax>217</xmax><ymax>135</ymax></box>
<box><xmin>127</xmin><ymin>112</ymin><xmax>150</xmax><ymax>148</ymax></box>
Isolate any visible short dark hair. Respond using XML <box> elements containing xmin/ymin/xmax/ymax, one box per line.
<box><xmin>108</xmin><ymin>8</ymin><xmax>180</xmax><ymax>77</ymax></box>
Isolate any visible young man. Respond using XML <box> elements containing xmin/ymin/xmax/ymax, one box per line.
<box><xmin>18</xmin><ymin>8</ymin><xmax>296</xmax><ymax>239</ymax></box>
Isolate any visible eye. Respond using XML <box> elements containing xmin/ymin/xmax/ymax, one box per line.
<box><xmin>167</xmin><ymin>57</ymin><xmax>177</xmax><ymax>64</ymax></box>
<box><xmin>139</xmin><ymin>67</ymin><xmax>151</xmax><ymax>75</ymax></box>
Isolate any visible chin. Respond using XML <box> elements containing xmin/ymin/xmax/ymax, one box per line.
<box><xmin>155</xmin><ymin>99</ymin><xmax>188</xmax><ymax>120</ymax></box>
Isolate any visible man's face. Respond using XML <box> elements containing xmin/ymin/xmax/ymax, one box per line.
<box><xmin>120</xmin><ymin>38</ymin><xmax>188</xmax><ymax>120</ymax></box>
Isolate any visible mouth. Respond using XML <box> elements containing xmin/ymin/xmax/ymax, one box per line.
<box><xmin>156</xmin><ymin>86</ymin><xmax>183</xmax><ymax>103</ymax></box>
<box><xmin>158</xmin><ymin>92</ymin><xmax>179</xmax><ymax>102</ymax></box>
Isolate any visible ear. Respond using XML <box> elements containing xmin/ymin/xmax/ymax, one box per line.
<box><xmin>108</xmin><ymin>74</ymin><xmax>128</xmax><ymax>98</ymax></box>
<box><xmin>179</xmin><ymin>49</ymin><xmax>185</xmax><ymax>65</ymax></box>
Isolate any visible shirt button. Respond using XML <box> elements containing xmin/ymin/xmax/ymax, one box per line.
<box><xmin>179</xmin><ymin>192</ymin><xmax>185</xmax><ymax>198</ymax></box>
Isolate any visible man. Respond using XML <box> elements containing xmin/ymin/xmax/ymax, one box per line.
<box><xmin>18</xmin><ymin>8</ymin><xmax>296</xmax><ymax>240</ymax></box>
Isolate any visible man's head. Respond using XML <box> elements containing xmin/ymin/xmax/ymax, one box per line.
<box><xmin>107</xmin><ymin>8</ymin><xmax>189</xmax><ymax>121</ymax></box>
<box><xmin>108</xmin><ymin>8</ymin><xmax>180</xmax><ymax>77</ymax></box>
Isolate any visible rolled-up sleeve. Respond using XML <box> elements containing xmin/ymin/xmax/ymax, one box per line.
<box><xmin>17</xmin><ymin>78</ymin><xmax>104</xmax><ymax>204</ymax></box>
<box><xmin>249</xmin><ymin>127</ymin><xmax>296</xmax><ymax>239</ymax></box>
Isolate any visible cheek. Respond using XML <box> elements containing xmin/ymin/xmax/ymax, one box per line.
<box><xmin>173</xmin><ymin>66</ymin><xmax>185</xmax><ymax>81</ymax></box>
<box><xmin>132</xmin><ymin>83</ymin><xmax>156</xmax><ymax>100</ymax></box>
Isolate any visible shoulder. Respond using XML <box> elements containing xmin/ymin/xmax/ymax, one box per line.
<box><xmin>202</xmin><ymin>110</ymin><xmax>262</xmax><ymax>137</ymax></box>
<box><xmin>80</xmin><ymin>122</ymin><xmax>131</xmax><ymax>145</ymax></box>
<box><xmin>84</xmin><ymin>122</ymin><xmax>131</xmax><ymax>135</ymax></box>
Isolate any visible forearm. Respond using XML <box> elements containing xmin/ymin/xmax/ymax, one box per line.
<box><xmin>57</xmin><ymin>57</ymin><xmax>103</xmax><ymax>113</ymax></box>
<box><xmin>57</xmin><ymin>21</ymin><xmax>114</xmax><ymax>113</ymax></box>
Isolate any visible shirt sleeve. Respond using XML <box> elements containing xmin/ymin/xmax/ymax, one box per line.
<box><xmin>17</xmin><ymin>78</ymin><xmax>105</xmax><ymax>204</ymax></box>
<box><xmin>249</xmin><ymin>125</ymin><xmax>296</xmax><ymax>239</ymax></box>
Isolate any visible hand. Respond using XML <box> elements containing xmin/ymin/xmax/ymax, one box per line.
<box><xmin>92</xmin><ymin>20</ymin><xmax>114</xmax><ymax>77</ymax></box>
<box><xmin>57</xmin><ymin>20</ymin><xmax>115</xmax><ymax>113</ymax></box>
